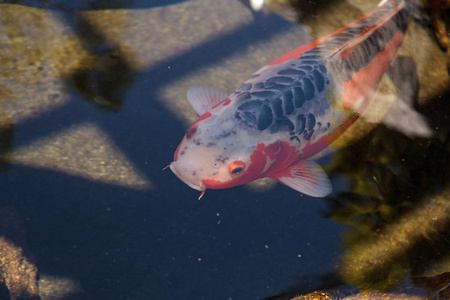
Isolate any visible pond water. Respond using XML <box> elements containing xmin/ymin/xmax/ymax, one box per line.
<box><xmin>0</xmin><ymin>0</ymin><xmax>449</xmax><ymax>300</ymax></box>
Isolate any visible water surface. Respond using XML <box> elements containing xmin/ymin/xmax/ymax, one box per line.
<box><xmin>0</xmin><ymin>0</ymin><xmax>448</xmax><ymax>299</ymax></box>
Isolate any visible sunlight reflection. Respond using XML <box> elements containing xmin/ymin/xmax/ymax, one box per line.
<box><xmin>39</xmin><ymin>274</ymin><xmax>84</xmax><ymax>300</ymax></box>
<box><xmin>81</xmin><ymin>0</ymin><xmax>252</xmax><ymax>72</ymax></box>
<box><xmin>0</xmin><ymin>4</ymin><xmax>85</xmax><ymax>123</ymax></box>
<box><xmin>13</xmin><ymin>122</ymin><xmax>152</xmax><ymax>190</ymax></box>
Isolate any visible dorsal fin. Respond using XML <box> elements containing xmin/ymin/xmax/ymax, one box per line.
<box><xmin>186</xmin><ymin>86</ymin><xmax>228</xmax><ymax>116</ymax></box>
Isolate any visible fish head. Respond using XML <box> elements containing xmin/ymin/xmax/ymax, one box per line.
<box><xmin>170</xmin><ymin>112</ymin><xmax>272</xmax><ymax>193</ymax></box>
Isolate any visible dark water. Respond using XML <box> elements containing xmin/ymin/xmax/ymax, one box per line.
<box><xmin>0</xmin><ymin>1</ymin><xmax>449</xmax><ymax>300</ymax></box>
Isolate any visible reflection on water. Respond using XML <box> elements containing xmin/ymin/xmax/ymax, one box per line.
<box><xmin>303</xmin><ymin>110</ymin><xmax>449</xmax><ymax>297</ymax></box>
<box><xmin>0</xmin><ymin>0</ymin><xmax>449</xmax><ymax>299</ymax></box>
<box><xmin>337</xmin><ymin>184</ymin><xmax>449</xmax><ymax>289</ymax></box>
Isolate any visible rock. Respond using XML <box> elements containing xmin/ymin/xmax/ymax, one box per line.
<box><xmin>0</xmin><ymin>206</ymin><xmax>40</xmax><ymax>300</ymax></box>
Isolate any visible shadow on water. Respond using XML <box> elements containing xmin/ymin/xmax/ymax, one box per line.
<box><xmin>64</xmin><ymin>12</ymin><xmax>134</xmax><ymax>111</ymax></box>
<box><xmin>0</xmin><ymin>3</ymin><xmax>320</xmax><ymax>300</ymax></box>
<box><xmin>0</xmin><ymin>116</ymin><xmax>14</xmax><ymax>172</ymax></box>
<box><xmin>0</xmin><ymin>0</ymin><xmax>190</xmax><ymax>10</ymax></box>
<box><xmin>0</xmin><ymin>0</ymin><xmax>297</xmax><ymax>155</ymax></box>
<box><xmin>326</xmin><ymin>127</ymin><xmax>450</xmax><ymax>278</ymax></box>
<box><xmin>62</xmin><ymin>3</ymin><xmax>299</xmax><ymax>112</ymax></box>
<box><xmin>265</xmin><ymin>125</ymin><xmax>450</xmax><ymax>299</ymax></box>
<box><xmin>265</xmin><ymin>93</ymin><xmax>450</xmax><ymax>300</ymax></box>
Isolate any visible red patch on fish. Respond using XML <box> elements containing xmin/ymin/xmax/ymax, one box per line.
<box><xmin>264</xmin><ymin>142</ymin><xmax>298</xmax><ymax>175</ymax></box>
<box><xmin>301</xmin><ymin>114</ymin><xmax>359</xmax><ymax>159</ymax></box>
<box><xmin>342</xmin><ymin>31</ymin><xmax>405</xmax><ymax>110</ymax></box>
<box><xmin>211</xmin><ymin>97</ymin><xmax>231</xmax><ymax>109</ymax></box>
<box><xmin>222</xmin><ymin>98</ymin><xmax>231</xmax><ymax>106</ymax></box>
<box><xmin>202</xmin><ymin>143</ymin><xmax>268</xmax><ymax>189</ymax></box>
<box><xmin>264</xmin><ymin>142</ymin><xmax>280</xmax><ymax>159</ymax></box>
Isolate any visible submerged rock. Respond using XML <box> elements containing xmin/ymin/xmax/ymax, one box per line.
<box><xmin>0</xmin><ymin>206</ymin><xmax>39</xmax><ymax>300</ymax></box>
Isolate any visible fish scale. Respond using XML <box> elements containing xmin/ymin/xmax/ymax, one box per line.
<box><xmin>233</xmin><ymin>55</ymin><xmax>330</xmax><ymax>144</ymax></box>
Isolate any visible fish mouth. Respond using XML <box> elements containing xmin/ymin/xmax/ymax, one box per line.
<box><xmin>169</xmin><ymin>163</ymin><xmax>205</xmax><ymax>191</ymax></box>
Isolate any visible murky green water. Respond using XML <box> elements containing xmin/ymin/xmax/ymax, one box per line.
<box><xmin>0</xmin><ymin>0</ymin><xmax>448</xmax><ymax>299</ymax></box>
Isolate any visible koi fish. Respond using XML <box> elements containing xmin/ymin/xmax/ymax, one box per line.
<box><xmin>170</xmin><ymin>0</ymin><xmax>412</xmax><ymax>198</ymax></box>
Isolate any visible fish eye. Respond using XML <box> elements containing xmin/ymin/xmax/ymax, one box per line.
<box><xmin>228</xmin><ymin>160</ymin><xmax>245</xmax><ymax>175</ymax></box>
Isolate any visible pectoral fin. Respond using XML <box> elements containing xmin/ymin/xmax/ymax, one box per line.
<box><xmin>186</xmin><ymin>85</ymin><xmax>228</xmax><ymax>116</ymax></box>
<box><xmin>269</xmin><ymin>160</ymin><xmax>332</xmax><ymax>197</ymax></box>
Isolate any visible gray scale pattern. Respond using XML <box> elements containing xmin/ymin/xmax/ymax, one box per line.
<box><xmin>233</xmin><ymin>55</ymin><xmax>331</xmax><ymax>144</ymax></box>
